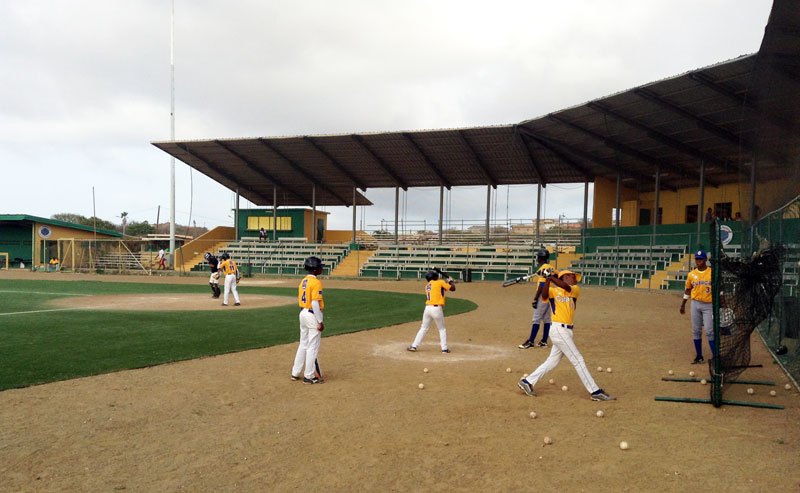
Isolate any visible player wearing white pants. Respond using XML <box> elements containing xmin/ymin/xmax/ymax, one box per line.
<box><xmin>217</xmin><ymin>252</ymin><xmax>241</xmax><ymax>306</ymax></box>
<box><xmin>293</xmin><ymin>308</ymin><xmax>322</xmax><ymax>380</ymax></box>
<box><xmin>411</xmin><ymin>305</ymin><xmax>448</xmax><ymax>351</ymax></box>
<box><xmin>223</xmin><ymin>273</ymin><xmax>240</xmax><ymax>305</ymax></box>
<box><xmin>408</xmin><ymin>270</ymin><xmax>455</xmax><ymax>353</ymax></box>
<box><xmin>518</xmin><ymin>270</ymin><xmax>615</xmax><ymax>401</ymax></box>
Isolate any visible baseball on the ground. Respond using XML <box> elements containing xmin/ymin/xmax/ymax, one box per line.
<box><xmin>506</xmin><ymin>367</ymin><xmax>512</xmax><ymax>373</ymax></box>
<box><xmin>418</xmin><ymin>383</ymin><xmax>425</xmax><ymax>390</ymax></box>
<box><xmin>770</xmin><ymin>390</ymin><xmax>777</xmax><ymax>396</ymax></box>
<box><xmin>549</xmin><ymin>378</ymin><xmax>555</xmax><ymax>384</ymax></box>
<box><xmin>597</xmin><ymin>366</ymin><xmax>603</xmax><ymax>372</ymax></box>
<box><xmin>543</xmin><ymin>436</ymin><xmax>553</xmax><ymax>445</ymax></box>
<box><xmin>786</xmin><ymin>384</ymin><xmax>792</xmax><ymax>390</ymax></box>
<box><xmin>668</xmin><ymin>370</ymin><xmax>674</xmax><ymax>375</ymax></box>
<box><xmin>689</xmin><ymin>371</ymin><xmax>696</xmax><ymax>377</ymax></box>
<box><xmin>423</xmin><ymin>368</ymin><xmax>429</xmax><ymax>373</ymax></box>
<box><xmin>529</xmin><ymin>411</ymin><xmax>537</xmax><ymax>419</ymax></box>
<box><xmin>524</xmin><ymin>373</ymin><xmax>528</xmax><ymax>378</ymax></box>
<box><xmin>619</xmin><ymin>441</ymin><xmax>629</xmax><ymax>450</ymax></box>
<box><xmin>561</xmin><ymin>385</ymin><xmax>568</xmax><ymax>391</ymax></box>
<box><xmin>606</xmin><ymin>368</ymin><xmax>612</xmax><ymax>373</ymax></box>
<box><xmin>596</xmin><ymin>410</ymin><xmax>604</xmax><ymax>417</ymax></box>
<box><xmin>747</xmin><ymin>388</ymin><xmax>754</xmax><ymax>394</ymax></box>
<box><xmin>700</xmin><ymin>379</ymin><xmax>707</xmax><ymax>385</ymax></box>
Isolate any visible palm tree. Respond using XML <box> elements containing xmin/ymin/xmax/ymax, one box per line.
<box><xmin>120</xmin><ymin>211</ymin><xmax>128</xmax><ymax>235</ymax></box>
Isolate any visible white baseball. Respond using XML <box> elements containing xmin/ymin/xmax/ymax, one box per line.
<box><xmin>689</xmin><ymin>371</ymin><xmax>696</xmax><ymax>377</ymax></box>
<box><xmin>418</xmin><ymin>383</ymin><xmax>424</xmax><ymax>390</ymax></box>
<box><xmin>747</xmin><ymin>388</ymin><xmax>754</xmax><ymax>395</ymax></box>
<box><xmin>785</xmin><ymin>384</ymin><xmax>792</xmax><ymax>390</ymax></box>
<box><xmin>506</xmin><ymin>367</ymin><xmax>512</xmax><ymax>373</ymax></box>
<box><xmin>668</xmin><ymin>370</ymin><xmax>674</xmax><ymax>375</ymax></box>
<box><xmin>561</xmin><ymin>385</ymin><xmax>568</xmax><ymax>391</ymax></box>
<box><xmin>606</xmin><ymin>368</ymin><xmax>612</xmax><ymax>373</ymax></box>
<box><xmin>524</xmin><ymin>374</ymin><xmax>528</xmax><ymax>378</ymax></box>
<box><xmin>529</xmin><ymin>411</ymin><xmax>537</xmax><ymax>419</ymax></box>
<box><xmin>549</xmin><ymin>378</ymin><xmax>555</xmax><ymax>384</ymax></box>
<box><xmin>543</xmin><ymin>436</ymin><xmax>553</xmax><ymax>445</ymax></box>
<box><xmin>770</xmin><ymin>390</ymin><xmax>777</xmax><ymax>397</ymax></box>
<box><xmin>619</xmin><ymin>441</ymin><xmax>629</xmax><ymax>450</ymax></box>
<box><xmin>423</xmin><ymin>368</ymin><xmax>429</xmax><ymax>373</ymax></box>
<box><xmin>597</xmin><ymin>366</ymin><xmax>603</xmax><ymax>372</ymax></box>
<box><xmin>596</xmin><ymin>410</ymin><xmax>604</xmax><ymax>418</ymax></box>
<box><xmin>700</xmin><ymin>379</ymin><xmax>707</xmax><ymax>385</ymax></box>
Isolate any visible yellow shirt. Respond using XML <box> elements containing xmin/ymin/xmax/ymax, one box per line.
<box><xmin>547</xmin><ymin>284</ymin><xmax>580</xmax><ymax>325</ymax></box>
<box><xmin>219</xmin><ymin>259</ymin><xmax>239</xmax><ymax>276</ymax></box>
<box><xmin>425</xmin><ymin>279</ymin><xmax>450</xmax><ymax>306</ymax></box>
<box><xmin>537</xmin><ymin>262</ymin><xmax>556</xmax><ymax>287</ymax></box>
<box><xmin>685</xmin><ymin>268</ymin><xmax>712</xmax><ymax>303</ymax></box>
<box><xmin>299</xmin><ymin>275</ymin><xmax>324</xmax><ymax>310</ymax></box>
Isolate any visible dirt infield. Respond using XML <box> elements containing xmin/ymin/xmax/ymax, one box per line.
<box><xmin>1</xmin><ymin>271</ymin><xmax>798</xmax><ymax>491</ymax></box>
<box><xmin>49</xmin><ymin>293</ymin><xmax>295</xmax><ymax>311</ymax></box>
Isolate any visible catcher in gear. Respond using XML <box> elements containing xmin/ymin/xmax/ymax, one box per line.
<box><xmin>407</xmin><ymin>269</ymin><xmax>456</xmax><ymax>353</ymax></box>
<box><xmin>204</xmin><ymin>252</ymin><xmax>221</xmax><ymax>298</ymax></box>
<box><xmin>518</xmin><ymin>248</ymin><xmax>556</xmax><ymax>349</ymax></box>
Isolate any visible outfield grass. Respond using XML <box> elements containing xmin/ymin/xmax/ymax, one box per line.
<box><xmin>0</xmin><ymin>280</ymin><xmax>477</xmax><ymax>391</ymax></box>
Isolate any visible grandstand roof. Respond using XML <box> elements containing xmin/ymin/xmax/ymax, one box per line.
<box><xmin>0</xmin><ymin>214</ymin><xmax>123</xmax><ymax>237</ymax></box>
<box><xmin>152</xmin><ymin>0</ymin><xmax>799</xmax><ymax>206</ymax></box>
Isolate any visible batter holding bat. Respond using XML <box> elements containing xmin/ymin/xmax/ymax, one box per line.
<box><xmin>517</xmin><ymin>270</ymin><xmax>615</xmax><ymax>401</ymax></box>
<box><xmin>292</xmin><ymin>256</ymin><xmax>325</xmax><ymax>384</ymax></box>
<box><xmin>218</xmin><ymin>252</ymin><xmax>241</xmax><ymax>306</ymax></box>
<box><xmin>407</xmin><ymin>269</ymin><xmax>456</xmax><ymax>353</ymax></box>
<box><xmin>518</xmin><ymin>248</ymin><xmax>555</xmax><ymax>349</ymax></box>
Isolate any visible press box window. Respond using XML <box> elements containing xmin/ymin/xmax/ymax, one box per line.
<box><xmin>247</xmin><ymin>216</ymin><xmax>291</xmax><ymax>231</ymax></box>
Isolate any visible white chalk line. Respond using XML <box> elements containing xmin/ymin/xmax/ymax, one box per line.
<box><xmin>373</xmin><ymin>341</ymin><xmax>513</xmax><ymax>363</ymax></box>
<box><xmin>0</xmin><ymin>290</ymin><xmax>90</xmax><ymax>297</ymax></box>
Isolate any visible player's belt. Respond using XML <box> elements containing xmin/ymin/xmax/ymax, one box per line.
<box><xmin>304</xmin><ymin>309</ymin><xmax>314</xmax><ymax>313</ymax></box>
<box><xmin>554</xmin><ymin>322</ymin><xmax>573</xmax><ymax>329</ymax></box>
<box><xmin>429</xmin><ymin>304</ymin><xmax>442</xmax><ymax>307</ymax></box>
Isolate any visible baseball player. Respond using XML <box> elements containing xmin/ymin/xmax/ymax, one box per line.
<box><xmin>218</xmin><ymin>252</ymin><xmax>241</xmax><ymax>306</ymax></box>
<box><xmin>519</xmin><ymin>247</ymin><xmax>555</xmax><ymax>349</ymax></box>
<box><xmin>156</xmin><ymin>248</ymin><xmax>166</xmax><ymax>270</ymax></box>
<box><xmin>292</xmin><ymin>256</ymin><xmax>325</xmax><ymax>384</ymax></box>
<box><xmin>518</xmin><ymin>270</ymin><xmax>616</xmax><ymax>401</ymax></box>
<box><xmin>204</xmin><ymin>252</ymin><xmax>221</xmax><ymax>298</ymax></box>
<box><xmin>407</xmin><ymin>269</ymin><xmax>456</xmax><ymax>353</ymax></box>
<box><xmin>680</xmin><ymin>250</ymin><xmax>716</xmax><ymax>364</ymax></box>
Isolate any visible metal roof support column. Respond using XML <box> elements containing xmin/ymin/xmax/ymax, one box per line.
<box><xmin>697</xmin><ymin>162</ymin><xmax>705</xmax><ymax>243</ymax></box>
<box><xmin>536</xmin><ymin>184</ymin><xmax>542</xmax><ymax>246</ymax></box>
<box><xmin>235</xmin><ymin>187</ymin><xmax>240</xmax><ymax>241</ymax></box>
<box><xmin>651</xmin><ymin>168</ymin><xmax>661</xmax><ymax>291</ymax></box>
<box><xmin>273</xmin><ymin>187</ymin><xmax>277</xmax><ymax>241</ymax></box>
<box><xmin>312</xmin><ymin>185</ymin><xmax>316</xmax><ymax>243</ymax></box>
<box><xmin>485</xmin><ymin>185</ymin><xmax>491</xmax><ymax>246</ymax></box>
<box><xmin>439</xmin><ymin>186</ymin><xmax>444</xmax><ymax>246</ymax></box>
<box><xmin>352</xmin><ymin>187</ymin><xmax>357</xmax><ymax>244</ymax></box>
<box><xmin>582</xmin><ymin>178</ymin><xmax>589</xmax><ymax>258</ymax></box>
<box><xmin>394</xmin><ymin>187</ymin><xmax>399</xmax><ymax>244</ymax></box>
<box><xmin>615</xmin><ymin>174</ymin><xmax>621</xmax><ymax>284</ymax></box>
<box><xmin>749</xmin><ymin>160</ymin><xmax>757</xmax><ymax>247</ymax></box>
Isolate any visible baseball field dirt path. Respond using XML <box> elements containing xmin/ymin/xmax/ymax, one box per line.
<box><xmin>1</xmin><ymin>271</ymin><xmax>798</xmax><ymax>491</ymax></box>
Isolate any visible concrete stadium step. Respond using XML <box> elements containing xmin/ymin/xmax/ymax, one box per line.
<box><xmin>331</xmin><ymin>249</ymin><xmax>376</xmax><ymax>277</ymax></box>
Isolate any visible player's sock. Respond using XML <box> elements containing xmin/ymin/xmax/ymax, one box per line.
<box><xmin>528</xmin><ymin>323</ymin><xmax>540</xmax><ymax>342</ymax></box>
<box><xmin>708</xmin><ymin>339</ymin><xmax>716</xmax><ymax>358</ymax></box>
<box><xmin>693</xmin><ymin>339</ymin><xmax>703</xmax><ymax>357</ymax></box>
<box><xmin>541</xmin><ymin>323</ymin><xmax>551</xmax><ymax>343</ymax></box>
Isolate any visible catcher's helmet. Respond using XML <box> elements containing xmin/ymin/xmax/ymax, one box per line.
<box><xmin>425</xmin><ymin>269</ymin><xmax>439</xmax><ymax>281</ymax></box>
<box><xmin>220</xmin><ymin>252</ymin><xmax>230</xmax><ymax>260</ymax></box>
<box><xmin>204</xmin><ymin>252</ymin><xmax>211</xmax><ymax>261</ymax></box>
<box><xmin>304</xmin><ymin>256</ymin><xmax>324</xmax><ymax>272</ymax></box>
<box><xmin>536</xmin><ymin>247</ymin><xmax>550</xmax><ymax>262</ymax></box>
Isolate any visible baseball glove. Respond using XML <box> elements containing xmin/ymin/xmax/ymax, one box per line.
<box><xmin>212</xmin><ymin>272</ymin><xmax>220</xmax><ymax>280</ymax></box>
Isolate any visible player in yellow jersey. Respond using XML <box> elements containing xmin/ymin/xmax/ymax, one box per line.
<box><xmin>519</xmin><ymin>247</ymin><xmax>555</xmax><ymax>349</ymax></box>
<box><xmin>407</xmin><ymin>269</ymin><xmax>456</xmax><ymax>353</ymax></box>
<box><xmin>217</xmin><ymin>252</ymin><xmax>241</xmax><ymax>306</ymax></box>
<box><xmin>518</xmin><ymin>270</ymin><xmax>615</xmax><ymax>401</ymax></box>
<box><xmin>292</xmin><ymin>256</ymin><xmax>325</xmax><ymax>384</ymax></box>
<box><xmin>680</xmin><ymin>250</ymin><xmax>715</xmax><ymax>364</ymax></box>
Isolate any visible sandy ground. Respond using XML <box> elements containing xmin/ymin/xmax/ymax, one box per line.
<box><xmin>1</xmin><ymin>270</ymin><xmax>798</xmax><ymax>492</ymax></box>
<box><xmin>49</xmin><ymin>293</ymin><xmax>295</xmax><ymax>311</ymax></box>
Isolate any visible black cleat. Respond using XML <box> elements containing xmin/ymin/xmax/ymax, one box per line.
<box><xmin>303</xmin><ymin>376</ymin><xmax>324</xmax><ymax>384</ymax></box>
<box><xmin>518</xmin><ymin>340</ymin><xmax>535</xmax><ymax>349</ymax></box>
<box><xmin>691</xmin><ymin>355</ymin><xmax>705</xmax><ymax>364</ymax></box>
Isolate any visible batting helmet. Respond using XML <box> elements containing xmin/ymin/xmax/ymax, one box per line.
<box><xmin>536</xmin><ymin>247</ymin><xmax>550</xmax><ymax>262</ymax></box>
<box><xmin>304</xmin><ymin>256</ymin><xmax>324</xmax><ymax>272</ymax></box>
<box><xmin>204</xmin><ymin>252</ymin><xmax>211</xmax><ymax>261</ymax></box>
<box><xmin>220</xmin><ymin>252</ymin><xmax>230</xmax><ymax>260</ymax></box>
<box><xmin>425</xmin><ymin>269</ymin><xmax>439</xmax><ymax>281</ymax></box>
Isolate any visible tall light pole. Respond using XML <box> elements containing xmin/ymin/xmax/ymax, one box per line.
<box><xmin>169</xmin><ymin>0</ymin><xmax>176</xmax><ymax>267</ymax></box>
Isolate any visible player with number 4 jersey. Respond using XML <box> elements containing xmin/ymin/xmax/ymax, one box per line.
<box><xmin>407</xmin><ymin>270</ymin><xmax>456</xmax><ymax>353</ymax></box>
<box><xmin>292</xmin><ymin>256</ymin><xmax>326</xmax><ymax>384</ymax></box>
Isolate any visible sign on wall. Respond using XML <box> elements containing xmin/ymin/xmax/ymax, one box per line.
<box><xmin>38</xmin><ymin>225</ymin><xmax>52</xmax><ymax>239</ymax></box>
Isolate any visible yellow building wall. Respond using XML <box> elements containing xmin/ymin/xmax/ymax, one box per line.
<box><xmin>302</xmin><ymin>210</ymin><xmax>329</xmax><ymax>242</ymax></box>
<box><xmin>34</xmin><ymin>222</ymin><xmax>118</xmax><ymax>268</ymax></box>
<box><xmin>592</xmin><ymin>177</ymin><xmax>637</xmax><ymax>228</ymax></box>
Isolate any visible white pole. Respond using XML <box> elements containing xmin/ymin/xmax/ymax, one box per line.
<box><xmin>169</xmin><ymin>0</ymin><xmax>176</xmax><ymax>267</ymax></box>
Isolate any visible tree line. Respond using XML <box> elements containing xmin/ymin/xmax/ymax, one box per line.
<box><xmin>50</xmin><ymin>213</ymin><xmax>208</xmax><ymax>238</ymax></box>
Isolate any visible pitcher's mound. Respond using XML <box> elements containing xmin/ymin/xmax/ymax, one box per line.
<box><xmin>49</xmin><ymin>293</ymin><xmax>296</xmax><ymax>311</ymax></box>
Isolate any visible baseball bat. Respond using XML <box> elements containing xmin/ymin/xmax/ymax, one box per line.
<box><xmin>433</xmin><ymin>266</ymin><xmax>454</xmax><ymax>282</ymax></box>
<box><xmin>501</xmin><ymin>274</ymin><xmax>535</xmax><ymax>287</ymax></box>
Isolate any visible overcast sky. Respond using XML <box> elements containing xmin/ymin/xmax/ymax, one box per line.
<box><xmin>1</xmin><ymin>0</ymin><xmax>773</xmax><ymax>232</ymax></box>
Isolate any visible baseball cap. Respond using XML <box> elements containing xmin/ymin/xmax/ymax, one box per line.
<box><xmin>558</xmin><ymin>269</ymin><xmax>582</xmax><ymax>282</ymax></box>
<box><xmin>695</xmin><ymin>250</ymin><xmax>708</xmax><ymax>259</ymax></box>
